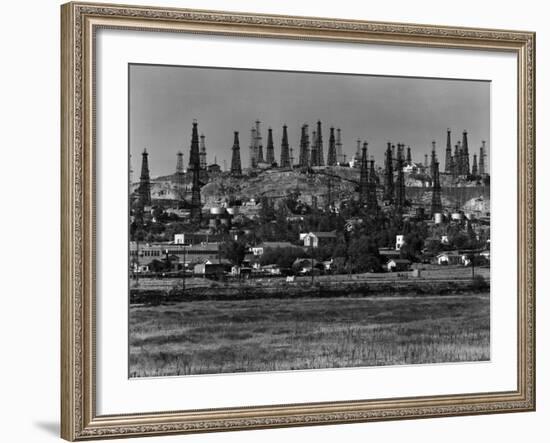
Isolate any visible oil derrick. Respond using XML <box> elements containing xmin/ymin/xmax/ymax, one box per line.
<box><xmin>266</xmin><ymin>127</ymin><xmax>275</xmax><ymax>165</ymax></box>
<box><xmin>353</xmin><ymin>139</ymin><xmax>361</xmax><ymax>166</ymax></box>
<box><xmin>445</xmin><ymin>128</ymin><xmax>452</xmax><ymax>173</ymax></box>
<box><xmin>430</xmin><ymin>141</ymin><xmax>437</xmax><ymax>172</ymax></box>
<box><xmin>316</xmin><ymin>120</ymin><xmax>325</xmax><ymax>166</ymax></box>
<box><xmin>138</xmin><ymin>148</ymin><xmax>151</xmax><ymax>207</ymax></box>
<box><xmin>456</xmin><ymin>140</ymin><xmax>463</xmax><ymax>174</ymax></box>
<box><xmin>230</xmin><ymin>131</ymin><xmax>242</xmax><ymax>177</ymax></box>
<box><xmin>176</xmin><ymin>151</ymin><xmax>184</xmax><ymax>174</ymax></box>
<box><xmin>461</xmin><ymin>130</ymin><xmax>470</xmax><ymax>175</ymax></box>
<box><xmin>383</xmin><ymin>142</ymin><xmax>394</xmax><ymax>203</ymax></box>
<box><xmin>254</xmin><ymin>120</ymin><xmax>264</xmax><ymax>163</ymax></box>
<box><xmin>479</xmin><ymin>140</ymin><xmax>486</xmax><ymax>175</ymax></box>
<box><xmin>472</xmin><ymin>154</ymin><xmax>478</xmax><ymax>176</ymax></box>
<box><xmin>175</xmin><ymin>151</ymin><xmax>185</xmax><ymax>204</ymax></box>
<box><xmin>199</xmin><ymin>134</ymin><xmax>207</xmax><ymax>169</ymax></box>
<box><xmin>406</xmin><ymin>146</ymin><xmax>412</xmax><ymax>165</ymax></box>
<box><xmin>249</xmin><ymin>126</ymin><xmax>257</xmax><ymax>168</ymax></box>
<box><xmin>453</xmin><ymin>143</ymin><xmax>460</xmax><ymax>176</ymax></box>
<box><xmin>290</xmin><ymin>147</ymin><xmax>294</xmax><ymax>167</ymax></box>
<box><xmin>424</xmin><ymin>153</ymin><xmax>428</xmax><ymax>169</ymax></box>
<box><xmin>188</xmin><ymin>121</ymin><xmax>202</xmax><ymax>223</ymax></box>
<box><xmin>327</xmin><ymin>127</ymin><xmax>337</xmax><ymax>166</ymax></box>
<box><xmin>430</xmin><ymin>161</ymin><xmax>442</xmax><ymax>216</ymax></box>
<box><xmin>392</xmin><ymin>144</ymin><xmax>397</xmax><ymax>168</ymax></box>
<box><xmin>326</xmin><ymin>175</ymin><xmax>333</xmax><ymax>209</ymax></box>
<box><xmin>450</xmin><ymin>154</ymin><xmax>457</xmax><ymax>181</ymax></box>
<box><xmin>279</xmin><ymin>124</ymin><xmax>291</xmax><ymax>168</ymax></box>
<box><xmin>188</xmin><ymin>120</ymin><xmax>200</xmax><ymax>170</ymax></box>
<box><xmin>310</xmin><ymin>130</ymin><xmax>318</xmax><ymax>166</ymax></box>
<box><xmin>336</xmin><ymin>128</ymin><xmax>343</xmax><ymax>164</ymax></box>
<box><xmin>298</xmin><ymin>124</ymin><xmax>309</xmax><ymax>167</ymax></box>
<box><xmin>358</xmin><ymin>143</ymin><xmax>369</xmax><ymax>205</ymax></box>
<box><xmin>366</xmin><ymin>158</ymin><xmax>378</xmax><ymax>213</ymax></box>
<box><xmin>394</xmin><ymin>149</ymin><xmax>406</xmax><ymax>211</ymax></box>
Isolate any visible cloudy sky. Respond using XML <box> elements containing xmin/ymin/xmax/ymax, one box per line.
<box><xmin>129</xmin><ymin>64</ymin><xmax>490</xmax><ymax>178</ymax></box>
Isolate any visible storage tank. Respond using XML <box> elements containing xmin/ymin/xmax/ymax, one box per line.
<box><xmin>434</xmin><ymin>213</ymin><xmax>443</xmax><ymax>224</ymax></box>
<box><xmin>210</xmin><ymin>207</ymin><xmax>224</xmax><ymax>215</ymax></box>
<box><xmin>451</xmin><ymin>212</ymin><xmax>463</xmax><ymax>221</ymax></box>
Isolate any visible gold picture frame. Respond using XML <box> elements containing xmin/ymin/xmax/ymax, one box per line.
<box><xmin>61</xmin><ymin>2</ymin><xmax>536</xmax><ymax>440</ymax></box>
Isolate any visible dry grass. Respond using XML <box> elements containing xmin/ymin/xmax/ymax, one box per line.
<box><xmin>129</xmin><ymin>293</ymin><xmax>490</xmax><ymax>377</ymax></box>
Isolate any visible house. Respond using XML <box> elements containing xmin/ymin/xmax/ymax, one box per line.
<box><xmin>480</xmin><ymin>250</ymin><xmax>490</xmax><ymax>261</ymax></box>
<box><xmin>403</xmin><ymin>162</ymin><xmax>423</xmax><ymax>173</ymax></box>
<box><xmin>436</xmin><ymin>251</ymin><xmax>462</xmax><ymax>265</ymax></box>
<box><xmin>462</xmin><ymin>250</ymin><xmax>491</xmax><ymax>266</ymax></box>
<box><xmin>251</xmin><ymin>241</ymin><xmax>295</xmax><ymax>256</ymax></box>
<box><xmin>131</xmin><ymin>263</ymin><xmax>150</xmax><ymax>273</ymax></box>
<box><xmin>386</xmin><ymin>259</ymin><xmax>411</xmax><ymax>272</ymax></box>
<box><xmin>206</xmin><ymin>163</ymin><xmax>221</xmax><ymax>174</ymax></box>
<box><xmin>395</xmin><ymin>234</ymin><xmax>405</xmax><ymax>250</ymax></box>
<box><xmin>261</xmin><ymin>264</ymin><xmax>281</xmax><ymax>275</ymax></box>
<box><xmin>243</xmin><ymin>253</ymin><xmax>261</xmax><ymax>270</ymax></box>
<box><xmin>321</xmin><ymin>259</ymin><xmax>334</xmax><ymax>271</ymax></box>
<box><xmin>193</xmin><ymin>259</ymin><xmax>231</xmax><ymax>276</ymax></box>
<box><xmin>292</xmin><ymin>258</ymin><xmax>321</xmax><ymax>274</ymax></box>
<box><xmin>301</xmin><ymin>231</ymin><xmax>337</xmax><ymax>248</ymax></box>
<box><xmin>230</xmin><ymin>265</ymin><xmax>253</xmax><ymax>277</ymax></box>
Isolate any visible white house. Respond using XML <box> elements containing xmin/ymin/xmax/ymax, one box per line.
<box><xmin>386</xmin><ymin>259</ymin><xmax>411</xmax><ymax>272</ymax></box>
<box><xmin>261</xmin><ymin>264</ymin><xmax>281</xmax><ymax>275</ymax></box>
<box><xmin>436</xmin><ymin>251</ymin><xmax>462</xmax><ymax>265</ymax></box>
<box><xmin>301</xmin><ymin>231</ymin><xmax>337</xmax><ymax>248</ymax></box>
<box><xmin>395</xmin><ymin>234</ymin><xmax>405</xmax><ymax>251</ymax></box>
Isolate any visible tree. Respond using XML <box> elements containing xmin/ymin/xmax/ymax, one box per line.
<box><xmin>260</xmin><ymin>247</ymin><xmax>306</xmax><ymax>268</ymax></box>
<box><xmin>425</xmin><ymin>238</ymin><xmax>443</xmax><ymax>255</ymax></box>
<box><xmin>449</xmin><ymin>231</ymin><xmax>470</xmax><ymax>249</ymax></box>
<box><xmin>399</xmin><ymin>232</ymin><xmax>424</xmax><ymax>261</ymax></box>
<box><xmin>347</xmin><ymin>235</ymin><xmax>382</xmax><ymax>273</ymax></box>
<box><xmin>220</xmin><ymin>240</ymin><xmax>247</xmax><ymax>266</ymax></box>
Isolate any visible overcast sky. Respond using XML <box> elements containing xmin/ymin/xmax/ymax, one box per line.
<box><xmin>129</xmin><ymin>64</ymin><xmax>490</xmax><ymax>178</ymax></box>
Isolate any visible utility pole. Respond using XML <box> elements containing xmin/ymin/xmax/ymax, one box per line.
<box><xmin>310</xmin><ymin>242</ymin><xmax>315</xmax><ymax>285</ymax></box>
<box><xmin>182</xmin><ymin>245</ymin><xmax>187</xmax><ymax>292</ymax></box>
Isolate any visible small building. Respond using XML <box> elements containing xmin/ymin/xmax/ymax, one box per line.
<box><xmin>131</xmin><ymin>264</ymin><xmax>150</xmax><ymax>273</ymax></box>
<box><xmin>321</xmin><ymin>259</ymin><xmax>334</xmax><ymax>271</ymax></box>
<box><xmin>395</xmin><ymin>234</ymin><xmax>405</xmax><ymax>251</ymax></box>
<box><xmin>292</xmin><ymin>258</ymin><xmax>321</xmax><ymax>274</ymax></box>
<box><xmin>261</xmin><ymin>264</ymin><xmax>281</xmax><ymax>275</ymax></box>
<box><xmin>193</xmin><ymin>260</ymin><xmax>231</xmax><ymax>276</ymax></box>
<box><xmin>301</xmin><ymin>231</ymin><xmax>337</xmax><ymax>248</ymax></box>
<box><xmin>206</xmin><ymin>163</ymin><xmax>221</xmax><ymax>174</ymax></box>
<box><xmin>386</xmin><ymin>259</ymin><xmax>411</xmax><ymax>272</ymax></box>
<box><xmin>436</xmin><ymin>251</ymin><xmax>462</xmax><ymax>265</ymax></box>
<box><xmin>242</xmin><ymin>253</ymin><xmax>261</xmax><ymax>270</ymax></box>
<box><xmin>251</xmin><ymin>241</ymin><xmax>295</xmax><ymax>256</ymax></box>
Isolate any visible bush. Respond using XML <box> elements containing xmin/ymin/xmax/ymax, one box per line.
<box><xmin>472</xmin><ymin>274</ymin><xmax>489</xmax><ymax>291</ymax></box>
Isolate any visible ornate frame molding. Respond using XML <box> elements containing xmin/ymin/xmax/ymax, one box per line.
<box><xmin>61</xmin><ymin>2</ymin><xmax>535</xmax><ymax>440</ymax></box>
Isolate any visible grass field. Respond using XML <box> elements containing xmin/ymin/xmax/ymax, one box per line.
<box><xmin>129</xmin><ymin>292</ymin><xmax>490</xmax><ymax>377</ymax></box>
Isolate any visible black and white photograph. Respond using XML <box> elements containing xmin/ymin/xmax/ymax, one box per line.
<box><xmin>128</xmin><ymin>64</ymin><xmax>491</xmax><ymax>378</ymax></box>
